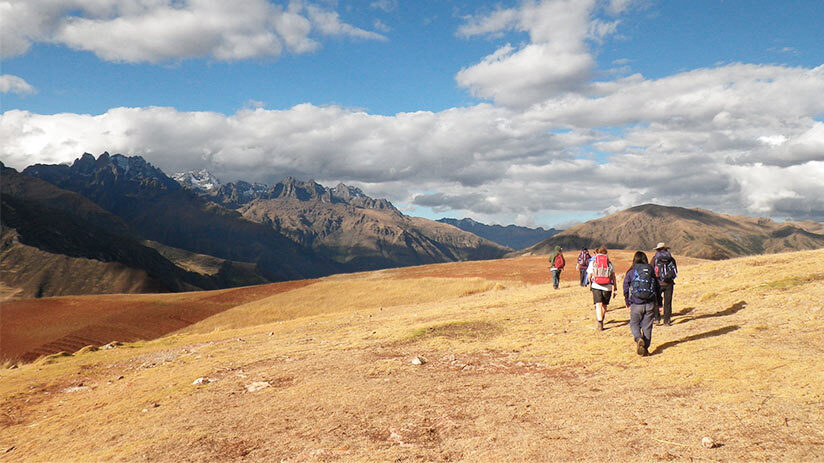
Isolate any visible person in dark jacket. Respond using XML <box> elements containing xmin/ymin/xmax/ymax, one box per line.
<box><xmin>576</xmin><ymin>247</ymin><xmax>591</xmax><ymax>287</ymax></box>
<box><xmin>651</xmin><ymin>242</ymin><xmax>678</xmax><ymax>325</ymax></box>
<box><xmin>623</xmin><ymin>251</ymin><xmax>663</xmax><ymax>356</ymax></box>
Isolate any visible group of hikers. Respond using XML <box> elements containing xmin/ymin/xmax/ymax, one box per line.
<box><xmin>548</xmin><ymin>243</ymin><xmax>678</xmax><ymax>356</ymax></box>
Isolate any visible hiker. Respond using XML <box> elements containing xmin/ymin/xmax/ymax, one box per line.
<box><xmin>586</xmin><ymin>246</ymin><xmax>616</xmax><ymax>330</ymax></box>
<box><xmin>576</xmin><ymin>247</ymin><xmax>591</xmax><ymax>287</ymax></box>
<box><xmin>623</xmin><ymin>251</ymin><xmax>663</xmax><ymax>356</ymax></box>
<box><xmin>651</xmin><ymin>242</ymin><xmax>678</xmax><ymax>325</ymax></box>
<box><xmin>548</xmin><ymin>245</ymin><xmax>565</xmax><ymax>289</ymax></box>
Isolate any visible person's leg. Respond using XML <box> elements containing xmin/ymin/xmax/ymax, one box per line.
<box><xmin>663</xmin><ymin>285</ymin><xmax>674</xmax><ymax>324</ymax></box>
<box><xmin>629</xmin><ymin>305</ymin><xmax>644</xmax><ymax>354</ymax></box>
<box><xmin>640</xmin><ymin>303</ymin><xmax>655</xmax><ymax>350</ymax></box>
<box><xmin>552</xmin><ymin>270</ymin><xmax>560</xmax><ymax>288</ymax></box>
<box><xmin>654</xmin><ymin>287</ymin><xmax>662</xmax><ymax>323</ymax></box>
<box><xmin>580</xmin><ymin>269</ymin><xmax>587</xmax><ymax>286</ymax></box>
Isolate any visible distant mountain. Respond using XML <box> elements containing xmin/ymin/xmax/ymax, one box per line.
<box><xmin>200</xmin><ymin>177</ymin><xmax>510</xmax><ymax>271</ymax></box>
<box><xmin>172</xmin><ymin>169</ymin><xmax>222</xmax><ymax>192</ymax></box>
<box><xmin>1</xmin><ymin>163</ymin><xmax>215</xmax><ymax>299</ymax></box>
<box><xmin>437</xmin><ymin>217</ymin><xmax>559</xmax><ymax>250</ymax></box>
<box><xmin>23</xmin><ymin>153</ymin><xmax>340</xmax><ymax>282</ymax></box>
<box><xmin>519</xmin><ymin>204</ymin><xmax>824</xmax><ymax>260</ymax></box>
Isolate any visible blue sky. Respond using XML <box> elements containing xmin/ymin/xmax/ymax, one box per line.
<box><xmin>2</xmin><ymin>0</ymin><xmax>824</xmax><ymax>227</ymax></box>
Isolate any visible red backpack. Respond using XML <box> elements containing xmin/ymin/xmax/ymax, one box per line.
<box><xmin>592</xmin><ymin>254</ymin><xmax>612</xmax><ymax>285</ymax></box>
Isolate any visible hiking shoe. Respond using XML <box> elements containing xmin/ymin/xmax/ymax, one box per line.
<box><xmin>636</xmin><ymin>338</ymin><xmax>647</xmax><ymax>356</ymax></box>
<box><xmin>664</xmin><ymin>320</ymin><xmax>672</xmax><ymax>326</ymax></box>
<box><xmin>597</xmin><ymin>320</ymin><xmax>604</xmax><ymax>331</ymax></box>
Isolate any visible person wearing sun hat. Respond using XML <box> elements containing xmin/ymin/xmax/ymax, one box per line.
<box><xmin>651</xmin><ymin>242</ymin><xmax>678</xmax><ymax>325</ymax></box>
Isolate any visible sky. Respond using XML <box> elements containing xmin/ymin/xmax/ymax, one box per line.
<box><xmin>1</xmin><ymin>0</ymin><xmax>823</xmax><ymax>228</ymax></box>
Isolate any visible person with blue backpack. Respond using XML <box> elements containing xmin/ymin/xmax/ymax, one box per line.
<box><xmin>651</xmin><ymin>242</ymin><xmax>678</xmax><ymax>326</ymax></box>
<box><xmin>623</xmin><ymin>251</ymin><xmax>663</xmax><ymax>356</ymax></box>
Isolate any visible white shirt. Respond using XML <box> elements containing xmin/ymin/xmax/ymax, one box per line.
<box><xmin>586</xmin><ymin>256</ymin><xmax>614</xmax><ymax>291</ymax></box>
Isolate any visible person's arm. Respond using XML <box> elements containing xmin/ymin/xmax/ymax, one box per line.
<box><xmin>623</xmin><ymin>269</ymin><xmax>632</xmax><ymax>307</ymax></box>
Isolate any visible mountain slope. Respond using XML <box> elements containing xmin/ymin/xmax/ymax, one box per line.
<box><xmin>0</xmin><ymin>164</ymin><xmax>215</xmax><ymax>299</ymax></box>
<box><xmin>23</xmin><ymin>153</ymin><xmax>340</xmax><ymax>281</ymax></box>
<box><xmin>204</xmin><ymin>177</ymin><xmax>510</xmax><ymax>271</ymax></box>
<box><xmin>521</xmin><ymin>203</ymin><xmax>824</xmax><ymax>259</ymax></box>
<box><xmin>437</xmin><ymin>217</ymin><xmax>559</xmax><ymax>250</ymax></box>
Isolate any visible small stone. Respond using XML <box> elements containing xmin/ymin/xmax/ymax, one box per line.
<box><xmin>152</xmin><ymin>403</ymin><xmax>160</xmax><ymax>408</ymax></box>
<box><xmin>411</xmin><ymin>356</ymin><xmax>426</xmax><ymax>365</ymax></box>
<box><xmin>268</xmin><ymin>332</ymin><xmax>275</xmax><ymax>336</ymax></box>
<box><xmin>141</xmin><ymin>408</ymin><xmax>148</xmax><ymax>413</ymax></box>
<box><xmin>701</xmin><ymin>437</ymin><xmax>716</xmax><ymax>449</ymax></box>
<box><xmin>117</xmin><ymin>375</ymin><xmax>125</xmax><ymax>380</ymax></box>
<box><xmin>192</xmin><ymin>377</ymin><xmax>211</xmax><ymax>385</ymax></box>
<box><xmin>246</xmin><ymin>381</ymin><xmax>270</xmax><ymax>392</ymax></box>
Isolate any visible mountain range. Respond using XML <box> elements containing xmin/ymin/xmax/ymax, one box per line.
<box><xmin>520</xmin><ymin>204</ymin><xmax>824</xmax><ymax>260</ymax></box>
<box><xmin>3</xmin><ymin>153</ymin><xmax>508</xmax><ymax>299</ymax></box>
<box><xmin>195</xmin><ymin>176</ymin><xmax>509</xmax><ymax>271</ymax></box>
<box><xmin>437</xmin><ymin>217</ymin><xmax>559</xmax><ymax>250</ymax></box>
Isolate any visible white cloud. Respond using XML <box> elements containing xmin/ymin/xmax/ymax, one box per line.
<box><xmin>456</xmin><ymin>0</ymin><xmax>600</xmax><ymax>108</ymax></box>
<box><xmin>3</xmin><ymin>59</ymin><xmax>823</xmax><ymax>222</ymax></box>
<box><xmin>369</xmin><ymin>0</ymin><xmax>398</xmax><ymax>13</ymax></box>
<box><xmin>0</xmin><ymin>75</ymin><xmax>36</xmax><ymax>94</ymax></box>
<box><xmin>0</xmin><ymin>0</ymin><xmax>384</xmax><ymax>62</ymax></box>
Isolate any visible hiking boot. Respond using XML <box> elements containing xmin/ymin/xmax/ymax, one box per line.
<box><xmin>597</xmin><ymin>320</ymin><xmax>604</xmax><ymax>331</ymax></box>
<box><xmin>663</xmin><ymin>319</ymin><xmax>672</xmax><ymax>326</ymax></box>
<box><xmin>636</xmin><ymin>338</ymin><xmax>647</xmax><ymax>356</ymax></box>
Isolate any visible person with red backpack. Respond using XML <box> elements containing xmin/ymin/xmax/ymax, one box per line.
<box><xmin>651</xmin><ymin>242</ymin><xmax>678</xmax><ymax>326</ymax></box>
<box><xmin>576</xmin><ymin>247</ymin><xmax>591</xmax><ymax>287</ymax></box>
<box><xmin>623</xmin><ymin>251</ymin><xmax>663</xmax><ymax>356</ymax></box>
<box><xmin>548</xmin><ymin>245</ymin><xmax>565</xmax><ymax>289</ymax></box>
<box><xmin>586</xmin><ymin>246</ymin><xmax>616</xmax><ymax>331</ymax></box>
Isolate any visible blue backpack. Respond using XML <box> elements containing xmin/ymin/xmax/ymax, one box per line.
<box><xmin>631</xmin><ymin>264</ymin><xmax>656</xmax><ymax>301</ymax></box>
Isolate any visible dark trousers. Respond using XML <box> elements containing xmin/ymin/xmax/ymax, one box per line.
<box><xmin>655</xmin><ymin>284</ymin><xmax>674</xmax><ymax>322</ymax></box>
<box><xmin>551</xmin><ymin>269</ymin><xmax>561</xmax><ymax>288</ymax></box>
<box><xmin>579</xmin><ymin>268</ymin><xmax>588</xmax><ymax>286</ymax></box>
<box><xmin>630</xmin><ymin>302</ymin><xmax>656</xmax><ymax>348</ymax></box>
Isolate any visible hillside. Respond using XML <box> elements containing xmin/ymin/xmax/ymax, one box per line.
<box><xmin>23</xmin><ymin>153</ymin><xmax>340</xmax><ymax>281</ymax></box>
<box><xmin>204</xmin><ymin>176</ymin><xmax>510</xmax><ymax>271</ymax></box>
<box><xmin>1</xmin><ymin>249</ymin><xmax>822</xmax><ymax>461</ymax></box>
<box><xmin>437</xmin><ymin>217</ymin><xmax>559</xmax><ymax>250</ymax></box>
<box><xmin>0</xmin><ymin>164</ymin><xmax>215</xmax><ymax>299</ymax></box>
<box><xmin>521</xmin><ymin>204</ymin><xmax>824</xmax><ymax>259</ymax></box>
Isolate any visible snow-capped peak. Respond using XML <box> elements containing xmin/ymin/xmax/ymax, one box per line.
<box><xmin>172</xmin><ymin>169</ymin><xmax>222</xmax><ymax>192</ymax></box>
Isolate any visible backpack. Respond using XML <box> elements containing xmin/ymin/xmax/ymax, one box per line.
<box><xmin>553</xmin><ymin>253</ymin><xmax>565</xmax><ymax>270</ymax></box>
<box><xmin>631</xmin><ymin>264</ymin><xmax>656</xmax><ymax>301</ymax></box>
<box><xmin>577</xmin><ymin>250</ymin><xmax>590</xmax><ymax>266</ymax></box>
<box><xmin>654</xmin><ymin>253</ymin><xmax>677</xmax><ymax>282</ymax></box>
<box><xmin>592</xmin><ymin>254</ymin><xmax>612</xmax><ymax>285</ymax></box>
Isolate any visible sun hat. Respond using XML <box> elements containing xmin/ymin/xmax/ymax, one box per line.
<box><xmin>654</xmin><ymin>242</ymin><xmax>667</xmax><ymax>250</ymax></box>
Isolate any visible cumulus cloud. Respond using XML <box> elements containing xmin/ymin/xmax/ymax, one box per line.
<box><xmin>0</xmin><ymin>75</ymin><xmax>36</xmax><ymax>94</ymax></box>
<box><xmin>3</xmin><ymin>58</ymin><xmax>823</xmax><ymax>222</ymax></box>
<box><xmin>0</xmin><ymin>0</ymin><xmax>384</xmax><ymax>62</ymax></box>
<box><xmin>456</xmin><ymin>0</ymin><xmax>601</xmax><ymax>108</ymax></box>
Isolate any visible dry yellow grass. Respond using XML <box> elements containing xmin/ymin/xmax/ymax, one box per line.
<box><xmin>1</xmin><ymin>249</ymin><xmax>823</xmax><ymax>462</ymax></box>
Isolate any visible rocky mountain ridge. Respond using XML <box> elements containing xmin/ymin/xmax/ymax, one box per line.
<box><xmin>521</xmin><ymin>204</ymin><xmax>824</xmax><ymax>260</ymax></box>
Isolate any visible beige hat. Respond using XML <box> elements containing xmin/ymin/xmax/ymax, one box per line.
<box><xmin>655</xmin><ymin>242</ymin><xmax>667</xmax><ymax>250</ymax></box>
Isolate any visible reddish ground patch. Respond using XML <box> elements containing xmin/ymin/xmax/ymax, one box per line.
<box><xmin>0</xmin><ymin>279</ymin><xmax>315</xmax><ymax>363</ymax></box>
<box><xmin>382</xmin><ymin>250</ymin><xmax>644</xmax><ymax>285</ymax></box>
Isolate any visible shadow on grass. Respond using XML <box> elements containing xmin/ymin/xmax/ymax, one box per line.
<box><xmin>673</xmin><ymin>307</ymin><xmax>695</xmax><ymax>317</ymax></box>
<box><xmin>605</xmin><ymin>319</ymin><xmax>629</xmax><ymax>329</ymax></box>
<box><xmin>676</xmin><ymin>301</ymin><xmax>747</xmax><ymax>325</ymax></box>
<box><xmin>651</xmin><ymin>325</ymin><xmax>740</xmax><ymax>355</ymax></box>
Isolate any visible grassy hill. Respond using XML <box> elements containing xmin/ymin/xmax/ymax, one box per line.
<box><xmin>1</xmin><ymin>249</ymin><xmax>822</xmax><ymax>461</ymax></box>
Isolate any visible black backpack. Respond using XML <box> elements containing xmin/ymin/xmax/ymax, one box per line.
<box><xmin>655</xmin><ymin>254</ymin><xmax>677</xmax><ymax>282</ymax></box>
<box><xmin>631</xmin><ymin>264</ymin><xmax>656</xmax><ymax>301</ymax></box>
